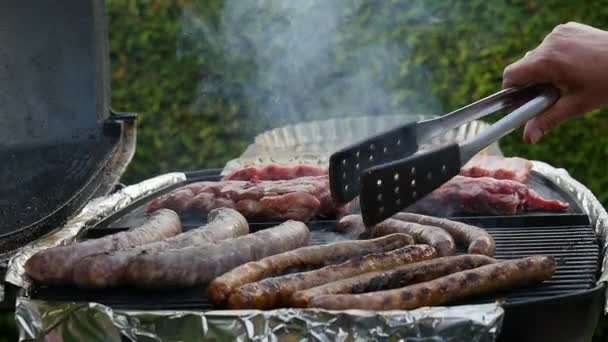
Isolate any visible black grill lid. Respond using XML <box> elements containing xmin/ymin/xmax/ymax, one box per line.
<box><xmin>0</xmin><ymin>0</ymin><xmax>126</xmax><ymax>246</ymax></box>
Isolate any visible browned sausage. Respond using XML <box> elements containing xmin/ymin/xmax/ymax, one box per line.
<box><xmin>336</xmin><ymin>214</ymin><xmax>366</xmax><ymax>237</ymax></box>
<box><xmin>227</xmin><ymin>244</ymin><xmax>437</xmax><ymax>309</ymax></box>
<box><xmin>308</xmin><ymin>256</ymin><xmax>556</xmax><ymax>310</ymax></box>
<box><xmin>339</xmin><ymin>215</ymin><xmax>456</xmax><ymax>256</ymax></box>
<box><xmin>291</xmin><ymin>254</ymin><xmax>496</xmax><ymax>308</ymax></box>
<box><xmin>393</xmin><ymin>213</ymin><xmax>496</xmax><ymax>256</ymax></box>
<box><xmin>123</xmin><ymin>220</ymin><xmax>310</xmax><ymax>289</ymax></box>
<box><xmin>208</xmin><ymin>233</ymin><xmax>415</xmax><ymax>307</ymax></box>
<box><xmin>24</xmin><ymin>209</ymin><xmax>182</xmax><ymax>285</ymax></box>
<box><xmin>72</xmin><ymin>208</ymin><xmax>249</xmax><ymax>288</ymax></box>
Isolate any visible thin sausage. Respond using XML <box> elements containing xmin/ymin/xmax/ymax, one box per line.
<box><xmin>208</xmin><ymin>233</ymin><xmax>415</xmax><ymax>307</ymax></box>
<box><xmin>339</xmin><ymin>215</ymin><xmax>456</xmax><ymax>256</ymax></box>
<box><xmin>308</xmin><ymin>256</ymin><xmax>556</xmax><ymax>310</ymax></box>
<box><xmin>25</xmin><ymin>209</ymin><xmax>182</xmax><ymax>285</ymax></box>
<box><xmin>291</xmin><ymin>254</ymin><xmax>496</xmax><ymax>308</ymax></box>
<box><xmin>393</xmin><ymin>213</ymin><xmax>496</xmax><ymax>256</ymax></box>
<box><xmin>228</xmin><ymin>244</ymin><xmax>436</xmax><ymax>309</ymax></box>
<box><xmin>123</xmin><ymin>220</ymin><xmax>310</xmax><ymax>289</ymax></box>
<box><xmin>72</xmin><ymin>208</ymin><xmax>249</xmax><ymax>288</ymax></box>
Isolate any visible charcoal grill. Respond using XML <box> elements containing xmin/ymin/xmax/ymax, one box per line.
<box><xmin>1</xmin><ymin>1</ymin><xmax>606</xmax><ymax>341</ymax></box>
<box><xmin>21</xmin><ymin>169</ymin><xmax>604</xmax><ymax>342</ymax></box>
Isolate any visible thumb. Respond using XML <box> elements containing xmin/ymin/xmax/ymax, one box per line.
<box><xmin>523</xmin><ymin>95</ymin><xmax>584</xmax><ymax>144</ymax></box>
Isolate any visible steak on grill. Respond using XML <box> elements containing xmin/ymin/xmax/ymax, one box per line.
<box><xmin>147</xmin><ymin>175</ymin><xmax>343</xmax><ymax>221</ymax></box>
<box><xmin>461</xmin><ymin>155</ymin><xmax>533</xmax><ymax>183</ymax></box>
<box><xmin>406</xmin><ymin>176</ymin><xmax>569</xmax><ymax>216</ymax></box>
<box><xmin>222</xmin><ymin>164</ymin><xmax>328</xmax><ymax>181</ymax></box>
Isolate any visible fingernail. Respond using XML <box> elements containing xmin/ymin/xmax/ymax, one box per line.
<box><xmin>528</xmin><ymin>127</ymin><xmax>543</xmax><ymax>144</ymax></box>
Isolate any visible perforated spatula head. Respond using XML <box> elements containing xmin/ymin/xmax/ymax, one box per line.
<box><xmin>358</xmin><ymin>85</ymin><xmax>560</xmax><ymax>227</ymax></box>
<box><xmin>329</xmin><ymin>122</ymin><xmax>418</xmax><ymax>204</ymax></box>
<box><xmin>359</xmin><ymin>144</ymin><xmax>461</xmax><ymax>227</ymax></box>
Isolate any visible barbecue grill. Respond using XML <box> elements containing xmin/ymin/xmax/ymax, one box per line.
<box><xmin>1</xmin><ymin>1</ymin><xmax>607</xmax><ymax>342</ymax></box>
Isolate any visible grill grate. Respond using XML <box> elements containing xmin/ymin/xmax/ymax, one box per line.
<box><xmin>31</xmin><ymin>215</ymin><xmax>600</xmax><ymax>310</ymax></box>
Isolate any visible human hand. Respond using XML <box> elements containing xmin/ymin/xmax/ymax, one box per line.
<box><xmin>502</xmin><ymin>22</ymin><xmax>608</xmax><ymax>143</ymax></box>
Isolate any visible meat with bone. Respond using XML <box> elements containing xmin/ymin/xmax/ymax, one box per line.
<box><xmin>393</xmin><ymin>213</ymin><xmax>495</xmax><ymax>256</ymax></box>
<box><xmin>25</xmin><ymin>209</ymin><xmax>182</xmax><ymax>285</ymax></box>
<box><xmin>461</xmin><ymin>155</ymin><xmax>533</xmax><ymax>183</ymax></box>
<box><xmin>222</xmin><ymin>164</ymin><xmax>328</xmax><ymax>181</ymax></box>
<box><xmin>72</xmin><ymin>208</ymin><xmax>249</xmax><ymax>289</ymax></box>
<box><xmin>338</xmin><ymin>215</ymin><xmax>456</xmax><ymax>257</ymax></box>
<box><xmin>227</xmin><ymin>244</ymin><xmax>436</xmax><ymax>310</ymax></box>
<box><xmin>291</xmin><ymin>254</ymin><xmax>496</xmax><ymax>308</ymax></box>
<box><xmin>308</xmin><ymin>255</ymin><xmax>556</xmax><ymax>310</ymax></box>
<box><xmin>124</xmin><ymin>220</ymin><xmax>310</xmax><ymax>289</ymax></box>
<box><xmin>405</xmin><ymin>176</ymin><xmax>569</xmax><ymax>217</ymax></box>
<box><xmin>147</xmin><ymin>176</ymin><xmax>342</xmax><ymax>221</ymax></box>
<box><xmin>208</xmin><ymin>233</ymin><xmax>415</xmax><ymax>306</ymax></box>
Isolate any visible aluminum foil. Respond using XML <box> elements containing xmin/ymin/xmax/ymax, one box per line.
<box><xmin>532</xmin><ymin>160</ymin><xmax>608</xmax><ymax>310</ymax></box>
<box><xmin>15</xmin><ymin>298</ymin><xmax>504</xmax><ymax>342</ymax></box>
<box><xmin>4</xmin><ymin>172</ymin><xmax>186</xmax><ymax>293</ymax></box>
<box><xmin>222</xmin><ymin>115</ymin><xmax>503</xmax><ymax>175</ymax></box>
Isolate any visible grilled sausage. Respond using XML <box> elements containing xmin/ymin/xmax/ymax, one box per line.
<box><xmin>393</xmin><ymin>213</ymin><xmax>496</xmax><ymax>256</ymax></box>
<box><xmin>336</xmin><ymin>214</ymin><xmax>366</xmax><ymax>237</ymax></box>
<box><xmin>208</xmin><ymin>233</ymin><xmax>415</xmax><ymax>307</ymax></box>
<box><xmin>228</xmin><ymin>244</ymin><xmax>436</xmax><ymax>309</ymax></box>
<box><xmin>339</xmin><ymin>215</ymin><xmax>456</xmax><ymax>256</ymax></box>
<box><xmin>291</xmin><ymin>254</ymin><xmax>496</xmax><ymax>308</ymax></box>
<box><xmin>147</xmin><ymin>188</ymin><xmax>196</xmax><ymax>213</ymax></box>
<box><xmin>24</xmin><ymin>209</ymin><xmax>182</xmax><ymax>285</ymax></box>
<box><xmin>123</xmin><ymin>220</ymin><xmax>310</xmax><ymax>289</ymax></box>
<box><xmin>308</xmin><ymin>256</ymin><xmax>556</xmax><ymax>310</ymax></box>
<box><xmin>72</xmin><ymin>208</ymin><xmax>249</xmax><ymax>288</ymax></box>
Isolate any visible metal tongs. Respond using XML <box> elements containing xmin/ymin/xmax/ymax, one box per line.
<box><xmin>329</xmin><ymin>84</ymin><xmax>560</xmax><ymax>227</ymax></box>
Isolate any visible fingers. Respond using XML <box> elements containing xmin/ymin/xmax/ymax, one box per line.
<box><xmin>522</xmin><ymin>95</ymin><xmax>585</xmax><ymax>144</ymax></box>
<box><xmin>502</xmin><ymin>53</ymin><xmax>554</xmax><ymax>89</ymax></box>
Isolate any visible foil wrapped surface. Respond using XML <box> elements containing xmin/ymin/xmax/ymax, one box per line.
<box><xmin>532</xmin><ymin>160</ymin><xmax>608</xmax><ymax>310</ymax></box>
<box><xmin>15</xmin><ymin>298</ymin><xmax>504</xmax><ymax>342</ymax></box>
<box><xmin>4</xmin><ymin>172</ymin><xmax>186</xmax><ymax>293</ymax></box>
<box><xmin>222</xmin><ymin>115</ymin><xmax>503</xmax><ymax>175</ymax></box>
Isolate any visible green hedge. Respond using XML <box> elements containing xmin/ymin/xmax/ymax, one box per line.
<box><xmin>110</xmin><ymin>0</ymin><xmax>608</xmax><ymax>209</ymax></box>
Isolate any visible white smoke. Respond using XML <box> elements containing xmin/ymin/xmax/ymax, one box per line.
<box><xmin>179</xmin><ymin>0</ymin><xmax>443</xmax><ymax>131</ymax></box>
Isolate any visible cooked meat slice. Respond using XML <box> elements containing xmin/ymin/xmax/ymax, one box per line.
<box><xmin>146</xmin><ymin>175</ymin><xmax>342</xmax><ymax>221</ymax></box>
<box><xmin>223</xmin><ymin>164</ymin><xmax>328</xmax><ymax>181</ymax></box>
<box><xmin>461</xmin><ymin>155</ymin><xmax>533</xmax><ymax>183</ymax></box>
<box><xmin>405</xmin><ymin>176</ymin><xmax>569</xmax><ymax>216</ymax></box>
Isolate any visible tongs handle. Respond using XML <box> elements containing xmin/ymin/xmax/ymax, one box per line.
<box><xmin>417</xmin><ymin>84</ymin><xmax>556</xmax><ymax>143</ymax></box>
<box><xmin>460</xmin><ymin>85</ymin><xmax>560</xmax><ymax>162</ymax></box>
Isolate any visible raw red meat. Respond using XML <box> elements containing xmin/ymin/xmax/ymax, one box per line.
<box><xmin>147</xmin><ymin>176</ymin><xmax>342</xmax><ymax>221</ymax></box>
<box><xmin>461</xmin><ymin>155</ymin><xmax>533</xmax><ymax>183</ymax></box>
<box><xmin>406</xmin><ymin>176</ymin><xmax>569</xmax><ymax>216</ymax></box>
<box><xmin>222</xmin><ymin>164</ymin><xmax>328</xmax><ymax>181</ymax></box>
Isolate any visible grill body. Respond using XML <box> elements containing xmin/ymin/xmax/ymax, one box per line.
<box><xmin>28</xmin><ymin>170</ymin><xmax>604</xmax><ymax>342</ymax></box>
